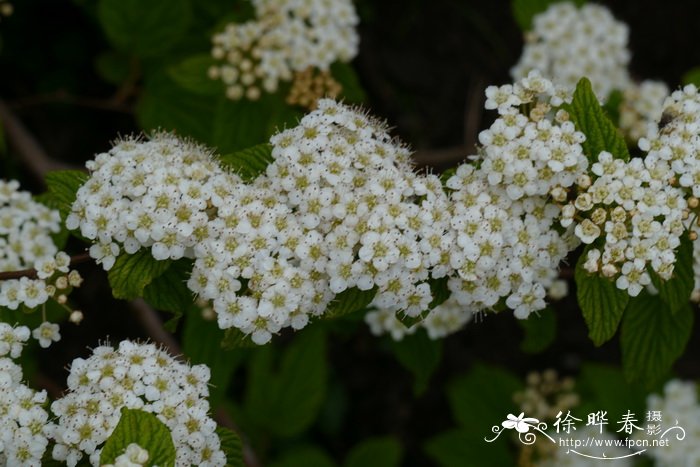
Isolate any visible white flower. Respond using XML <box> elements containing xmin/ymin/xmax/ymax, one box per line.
<box><xmin>32</xmin><ymin>322</ymin><xmax>61</xmax><ymax>348</ymax></box>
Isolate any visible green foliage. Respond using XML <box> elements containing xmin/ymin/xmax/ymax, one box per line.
<box><xmin>183</xmin><ymin>306</ymin><xmax>245</xmax><ymax>407</ymax></box>
<box><xmin>221</xmin><ymin>328</ymin><xmax>257</xmax><ymax>349</ymax></box>
<box><xmin>576</xmin><ymin>364</ymin><xmax>647</xmax><ymax>425</ymax></box>
<box><xmin>425</xmin><ymin>429</ymin><xmax>514</xmax><ymax>467</ymax></box>
<box><xmin>511</xmin><ymin>0</ymin><xmax>585</xmax><ymax>31</ymax></box>
<box><xmin>331</xmin><ymin>62</ymin><xmax>366</xmax><ymax>104</ymax></box>
<box><xmin>95</xmin><ymin>51</ymin><xmax>132</xmax><ymax>85</ymax></box>
<box><xmin>270</xmin><ymin>446</ymin><xmax>336</xmax><ymax>467</ymax></box>
<box><xmin>602</xmin><ymin>89</ymin><xmax>623</xmax><ymax>127</ymax></box>
<box><xmin>325</xmin><ymin>287</ymin><xmax>378</xmax><ymax>319</ymax></box>
<box><xmin>212</xmin><ymin>95</ymin><xmax>302</xmax><ymax>153</ymax></box>
<box><xmin>682</xmin><ymin>67</ymin><xmax>700</xmax><ymax>86</ymax></box>
<box><xmin>107</xmin><ymin>250</ymin><xmax>171</xmax><ymax>300</ymax></box>
<box><xmin>98</xmin><ymin>0</ymin><xmax>192</xmax><ymax>58</ymax></box>
<box><xmin>344</xmin><ymin>437</ymin><xmax>402</xmax><ymax>467</ymax></box>
<box><xmin>169</xmin><ymin>54</ymin><xmax>224</xmax><ymax>96</ymax></box>
<box><xmin>564</xmin><ymin>77</ymin><xmax>630</xmax><ymax>163</ymax></box>
<box><xmin>244</xmin><ymin>328</ymin><xmax>327</xmax><ymax>437</ymax></box>
<box><xmin>518</xmin><ymin>307</ymin><xmax>556</xmax><ymax>353</ymax></box>
<box><xmin>389</xmin><ymin>330</ymin><xmax>443</xmax><ymax>395</ymax></box>
<box><xmin>447</xmin><ymin>364</ymin><xmax>522</xmax><ymax>432</ymax></box>
<box><xmin>575</xmin><ymin>246</ymin><xmax>629</xmax><ymax>346</ymax></box>
<box><xmin>649</xmin><ymin>231</ymin><xmax>694</xmax><ymax>314</ymax></box>
<box><xmin>100</xmin><ymin>408</ymin><xmax>176</xmax><ymax>467</ymax></box>
<box><xmin>621</xmin><ymin>292</ymin><xmax>693</xmax><ymax>386</ymax></box>
<box><xmin>142</xmin><ymin>259</ymin><xmax>194</xmax><ymax>320</ymax></box>
<box><xmin>216</xmin><ymin>427</ymin><xmax>244</xmax><ymax>467</ymax></box>
<box><xmin>218</xmin><ymin>144</ymin><xmax>274</xmax><ymax>181</ymax></box>
<box><xmin>41</xmin><ymin>170</ymin><xmax>88</xmax><ymax>219</ymax></box>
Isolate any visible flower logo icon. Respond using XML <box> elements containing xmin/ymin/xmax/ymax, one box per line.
<box><xmin>502</xmin><ymin>413</ymin><xmax>540</xmax><ymax>433</ymax></box>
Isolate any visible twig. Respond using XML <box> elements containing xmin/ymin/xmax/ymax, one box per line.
<box><xmin>0</xmin><ymin>99</ymin><xmax>81</xmax><ymax>183</ymax></box>
<box><xmin>0</xmin><ymin>252</ymin><xmax>92</xmax><ymax>281</ymax></box>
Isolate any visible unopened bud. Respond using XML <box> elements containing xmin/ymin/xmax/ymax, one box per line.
<box><xmin>69</xmin><ymin>310</ymin><xmax>84</xmax><ymax>324</ymax></box>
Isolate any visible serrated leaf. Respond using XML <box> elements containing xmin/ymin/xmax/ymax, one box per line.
<box><xmin>325</xmin><ymin>287</ymin><xmax>377</xmax><ymax>319</ymax></box>
<box><xmin>389</xmin><ymin>330</ymin><xmax>443</xmax><ymax>395</ymax></box>
<box><xmin>424</xmin><ymin>429</ymin><xmax>514</xmax><ymax>467</ymax></box>
<box><xmin>244</xmin><ymin>328</ymin><xmax>327</xmax><ymax>437</ymax></box>
<box><xmin>331</xmin><ymin>62</ymin><xmax>366</xmax><ymax>104</ymax></box>
<box><xmin>218</xmin><ymin>144</ymin><xmax>274</xmax><ymax>181</ymax></box>
<box><xmin>448</xmin><ymin>364</ymin><xmax>522</xmax><ymax>433</ymax></box>
<box><xmin>216</xmin><ymin>427</ymin><xmax>244</xmax><ymax>467</ymax></box>
<box><xmin>183</xmin><ymin>306</ymin><xmax>244</xmax><ymax>407</ymax></box>
<box><xmin>345</xmin><ymin>437</ymin><xmax>402</xmax><ymax>467</ymax></box>
<box><xmin>602</xmin><ymin>89</ymin><xmax>623</xmax><ymax>128</ymax></box>
<box><xmin>511</xmin><ymin>0</ymin><xmax>585</xmax><ymax>31</ymax></box>
<box><xmin>270</xmin><ymin>446</ymin><xmax>336</xmax><ymax>467</ymax></box>
<box><xmin>98</xmin><ymin>0</ymin><xmax>191</xmax><ymax>58</ymax></box>
<box><xmin>621</xmin><ymin>292</ymin><xmax>693</xmax><ymax>387</ymax></box>
<box><xmin>100</xmin><ymin>408</ymin><xmax>176</xmax><ymax>467</ymax></box>
<box><xmin>212</xmin><ymin>94</ymin><xmax>302</xmax><ymax>153</ymax></box>
<box><xmin>169</xmin><ymin>54</ymin><xmax>224</xmax><ymax>96</ymax></box>
<box><xmin>564</xmin><ymin>77</ymin><xmax>630</xmax><ymax>163</ymax></box>
<box><xmin>43</xmin><ymin>170</ymin><xmax>88</xmax><ymax>219</ymax></box>
<box><xmin>518</xmin><ymin>306</ymin><xmax>556</xmax><ymax>353</ymax></box>
<box><xmin>108</xmin><ymin>250</ymin><xmax>172</xmax><ymax>300</ymax></box>
<box><xmin>137</xmin><ymin>71</ymin><xmax>218</xmax><ymax>144</ymax></box>
<box><xmin>143</xmin><ymin>259</ymin><xmax>194</xmax><ymax>315</ymax></box>
<box><xmin>575</xmin><ymin>246</ymin><xmax>629</xmax><ymax>346</ymax></box>
<box><xmin>221</xmin><ymin>328</ymin><xmax>257</xmax><ymax>349</ymax></box>
<box><xmin>649</xmin><ymin>230</ymin><xmax>694</xmax><ymax>314</ymax></box>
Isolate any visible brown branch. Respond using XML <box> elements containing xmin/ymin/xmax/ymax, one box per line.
<box><xmin>0</xmin><ymin>252</ymin><xmax>92</xmax><ymax>281</ymax></box>
<box><xmin>9</xmin><ymin>90</ymin><xmax>133</xmax><ymax>113</ymax></box>
<box><xmin>0</xmin><ymin>99</ymin><xmax>81</xmax><ymax>183</ymax></box>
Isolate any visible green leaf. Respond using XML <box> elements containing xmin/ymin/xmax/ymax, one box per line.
<box><xmin>218</xmin><ymin>144</ymin><xmax>274</xmax><ymax>181</ymax></box>
<box><xmin>216</xmin><ymin>427</ymin><xmax>244</xmax><ymax>467</ymax></box>
<box><xmin>325</xmin><ymin>287</ymin><xmax>378</xmax><ymax>319</ymax></box>
<box><xmin>42</xmin><ymin>170</ymin><xmax>88</xmax><ymax>219</ymax></box>
<box><xmin>100</xmin><ymin>408</ymin><xmax>176</xmax><ymax>467</ymax></box>
<box><xmin>95</xmin><ymin>51</ymin><xmax>131</xmax><ymax>85</ymax></box>
<box><xmin>270</xmin><ymin>446</ymin><xmax>336</xmax><ymax>467</ymax></box>
<box><xmin>649</xmin><ymin>231</ymin><xmax>694</xmax><ymax>314</ymax></box>
<box><xmin>221</xmin><ymin>328</ymin><xmax>257</xmax><ymax>349</ymax></box>
<box><xmin>682</xmin><ymin>67</ymin><xmax>700</xmax><ymax>86</ymax></box>
<box><xmin>183</xmin><ymin>306</ymin><xmax>244</xmax><ymax>407</ymax></box>
<box><xmin>577</xmin><ymin>364</ymin><xmax>647</xmax><ymax>425</ymax></box>
<box><xmin>389</xmin><ymin>330</ymin><xmax>443</xmax><ymax>395</ymax></box>
<box><xmin>602</xmin><ymin>89</ymin><xmax>623</xmax><ymax>128</ymax></box>
<box><xmin>621</xmin><ymin>292</ymin><xmax>693</xmax><ymax>386</ymax></box>
<box><xmin>511</xmin><ymin>0</ymin><xmax>585</xmax><ymax>31</ymax></box>
<box><xmin>448</xmin><ymin>364</ymin><xmax>522</xmax><ymax>434</ymax></box>
<box><xmin>244</xmin><ymin>328</ymin><xmax>327</xmax><ymax>437</ymax></box>
<box><xmin>331</xmin><ymin>62</ymin><xmax>366</xmax><ymax>104</ymax></box>
<box><xmin>212</xmin><ymin>94</ymin><xmax>302</xmax><ymax>153</ymax></box>
<box><xmin>142</xmin><ymin>259</ymin><xmax>194</xmax><ymax>318</ymax></box>
<box><xmin>575</xmin><ymin>246</ymin><xmax>629</xmax><ymax>346</ymax></box>
<box><xmin>424</xmin><ymin>429</ymin><xmax>514</xmax><ymax>467</ymax></box>
<box><xmin>107</xmin><ymin>250</ymin><xmax>172</xmax><ymax>300</ymax></box>
<box><xmin>137</xmin><ymin>71</ymin><xmax>218</xmax><ymax>144</ymax></box>
<box><xmin>345</xmin><ymin>437</ymin><xmax>402</xmax><ymax>467</ymax></box>
<box><xmin>169</xmin><ymin>54</ymin><xmax>224</xmax><ymax>96</ymax></box>
<box><xmin>518</xmin><ymin>306</ymin><xmax>556</xmax><ymax>353</ymax></box>
<box><xmin>98</xmin><ymin>0</ymin><xmax>191</xmax><ymax>57</ymax></box>
<box><xmin>564</xmin><ymin>77</ymin><xmax>630</xmax><ymax>163</ymax></box>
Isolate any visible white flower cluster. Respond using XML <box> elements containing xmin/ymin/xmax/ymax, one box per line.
<box><xmin>365</xmin><ymin>297</ymin><xmax>473</xmax><ymax>340</ymax></box>
<box><xmin>209</xmin><ymin>0</ymin><xmax>358</xmax><ymax>101</ymax></box>
<box><xmin>511</xmin><ymin>2</ymin><xmax>630</xmax><ymax>100</ymax></box>
<box><xmin>619</xmin><ymin>80</ymin><xmax>669</xmax><ymax>144</ymax></box>
<box><xmin>67</xmin><ymin>133</ymin><xmax>242</xmax><ymax>269</ymax></box>
<box><xmin>0</xmin><ymin>180</ymin><xmax>83</xmax><ymax>343</ymax></box>
<box><xmin>0</xmin><ymin>323</ymin><xmax>51</xmax><ymax>467</ymax></box>
<box><xmin>569</xmin><ymin>151</ymin><xmax>686</xmax><ymax>296</ymax></box>
<box><xmin>50</xmin><ymin>341</ymin><xmax>225</xmax><ymax>467</ymax></box>
<box><xmin>0</xmin><ymin>1</ymin><xmax>12</xmax><ymax>20</ymax></box>
<box><xmin>636</xmin><ymin>379</ymin><xmax>700</xmax><ymax>466</ymax></box>
<box><xmin>103</xmin><ymin>443</ymin><xmax>150</xmax><ymax>467</ymax></box>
